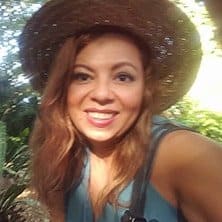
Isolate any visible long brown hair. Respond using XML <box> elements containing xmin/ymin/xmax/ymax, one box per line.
<box><xmin>29</xmin><ymin>25</ymin><xmax>160</xmax><ymax>219</ymax></box>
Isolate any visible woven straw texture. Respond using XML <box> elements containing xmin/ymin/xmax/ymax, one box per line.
<box><xmin>19</xmin><ymin>0</ymin><xmax>202</xmax><ymax>112</ymax></box>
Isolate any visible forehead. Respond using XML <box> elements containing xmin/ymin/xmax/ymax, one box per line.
<box><xmin>75</xmin><ymin>34</ymin><xmax>144</xmax><ymax>65</ymax></box>
<box><xmin>76</xmin><ymin>31</ymin><xmax>145</xmax><ymax>52</ymax></box>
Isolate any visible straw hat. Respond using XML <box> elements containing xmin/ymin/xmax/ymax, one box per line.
<box><xmin>18</xmin><ymin>0</ymin><xmax>202</xmax><ymax>113</ymax></box>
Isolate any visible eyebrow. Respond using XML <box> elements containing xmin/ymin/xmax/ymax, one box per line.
<box><xmin>73</xmin><ymin>64</ymin><xmax>94</xmax><ymax>72</ymax></box>
<box><xmin>111</xmin><ymin>62</ymin><xmax>138</xmax><ymax>72</ymax></box>
<box><xmin>73</xmin><ymin>62</ymin><xmax>139</xmax><ymax>72</ymax></box>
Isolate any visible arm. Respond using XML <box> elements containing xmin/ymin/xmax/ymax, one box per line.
<box><xmin>169</xmin><ymin>131</ymin><xmax>222</xmax><ymax>222</ymax></box>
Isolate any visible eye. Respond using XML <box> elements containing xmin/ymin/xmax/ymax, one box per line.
<box><xmin>71</xmin><ymin>72</ymin><xmax>92</xmax><ymax>83</ymax></box>
<box><xmin>115</xmin><ymin>72</ymin><xmax>135</xmax><ymax>82</ymax></box>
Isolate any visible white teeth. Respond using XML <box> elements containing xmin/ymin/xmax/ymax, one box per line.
<box><xmin>88</xmin><ymin>112</ymin><xmax>113</xmax><ymax>120</ymax></box>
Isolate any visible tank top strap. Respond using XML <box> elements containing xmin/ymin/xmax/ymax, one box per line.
<box><xmin>123</xmin><ymin>115</ymin><xmax>192</xmax><ymax>222</ymax></box>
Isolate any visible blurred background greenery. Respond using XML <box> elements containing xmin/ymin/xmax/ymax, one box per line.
<box><xmin>0</xmin><ymin>0</ymin><xmax>222</xmax><ymax>221</ymax></box>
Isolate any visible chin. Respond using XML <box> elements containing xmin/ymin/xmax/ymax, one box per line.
<box><xmin>87</xmin><ymin>134</ymin><xmax>114</xmax><ymax>143</ymax></box>
<box><xmin>84</xmin><ymin>131</ymin><xmax>120</xmax><ymax>147</ymax></box>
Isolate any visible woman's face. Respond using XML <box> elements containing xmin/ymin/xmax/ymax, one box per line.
<box><xmin>67</xmin><ymin>34</ymin><xmax>145</xmax><ymax>149</ymax></box>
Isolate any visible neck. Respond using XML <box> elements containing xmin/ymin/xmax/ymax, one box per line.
<box><xmin>89</xmin><ymin>146</ymin><xmax>115</xmax><ymax>163</ymax></box>
<box><xmin>87</xmin><ymin>139</ymin><xmax>118</xmax><ymax>160</ymax></box>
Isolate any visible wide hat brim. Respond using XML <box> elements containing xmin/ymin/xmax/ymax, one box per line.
<box><xmin>19</xmin><ymin>0</ymin><xmax>202</xmax><ymax>113</ymax></box>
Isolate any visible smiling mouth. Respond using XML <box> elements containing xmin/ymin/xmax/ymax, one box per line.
<box><xmin>87</xmin><ymin>112</ymin><xmax>115</xmax><ymax>120</ymax></box>
<box><xmin>86</xmin><ymin>111</ymin><xmax>118</xmax><ymax>127</ymax></box>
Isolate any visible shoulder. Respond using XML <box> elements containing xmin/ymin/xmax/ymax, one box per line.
<box><xmin>158</xmin><ymin>129</ymin><xmax>222</xmax><ymax>171</ymax></box>
<box><xmin>154</xmin><ymin>129</ymin><xmax>222</xmax><ymax>221</ymax></box>
<box><xmin>150</xmin><ymin>117</ymin><xmax>206</xmax><ymax>181</ymax></box>
<box><xmin>154</xmin><ymin>129</ymin><xmax>222</xmax><ymax>182</ymax></box>
<box><xmin>150</xmin><ymin>113</ymin><xmax>221</xmax><ymax>165</ymax></box>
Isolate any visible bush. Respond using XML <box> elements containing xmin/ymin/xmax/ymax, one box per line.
<box><xmin>165</xmin><ymin>97</ymin><xmax>222</xmax><ymax>143</ymax></box>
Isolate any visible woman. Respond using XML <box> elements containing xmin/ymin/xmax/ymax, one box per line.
<box><xmin>19</xmin><ymin>0</ymin><xmax>222</xmax><ymax>222</ymax></box>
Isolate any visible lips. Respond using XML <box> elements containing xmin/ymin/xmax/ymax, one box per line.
<box><xmin>85</xmin><ymin>109</ymin><xmax>118</xmax><ymax>128</ymax></box>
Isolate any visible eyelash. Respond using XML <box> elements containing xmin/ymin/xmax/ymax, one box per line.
<box><xmin>115</xmin><ymin>72</ymin><xmax>135</xmax><ymax>82</ymax></box>
<box><xmin>71</xmin><ymin>72</ymin><xmax>135</xmax><ymax>83</ymax></box>
<box><xmin>72</xmin><ymin>72</ymin><xmax>92</xmax><ymax>82</ymax></box>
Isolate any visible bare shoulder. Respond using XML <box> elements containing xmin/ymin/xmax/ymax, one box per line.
<box><xmin>155</xmin><ymin>129</ymin><xmax>222</xmax><ymax>190</ymax></box>
<box><xmin>154</xmin><ymin>129</ymin><xmax>222</xmax><ymax>221</ymax></box>
<box><xmin>154</xmin><ymin>129</ymin><xmax>222</xmax><ymax>168</ymax></box>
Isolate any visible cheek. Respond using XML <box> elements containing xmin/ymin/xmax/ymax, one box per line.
<box><xmin>67</xmin><ymin>87</ymin><xmax>79</xmax><ymax>115</ymax></box>
<box><xmin>67</xmin><ymin>92</ymin><xmax>76</xmax><ymax>109</ymax></box>
<box><xmin>120</xmin><ymin>87</ymin><xmax>144</xmax><ymax>114</ymax></box>
<box><xmin>67</xmin><ymin>85</ymin><xmax>85</xmax><ymax>107</ymax></box>
<box><xmin>66</xmin><ymin>91</ymin><xmax>84</xmax><ymax>127</ymax></box>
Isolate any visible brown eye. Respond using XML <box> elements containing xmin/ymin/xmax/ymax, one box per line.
<box><xmin>72</xmin><ymin>72</ymin><xmax>92</xmax><ymax>83</ymax></box>
<box><xmin>116</xmin><ymin>72</ymin><xmax>135</xmax><ymax>82</ymax></box>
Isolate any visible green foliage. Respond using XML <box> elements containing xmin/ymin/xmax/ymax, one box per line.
<box><xmin>0</xmin><ymin>184</ymin><xmax>27</xmax><ymax>222</ymax></box>
<box><xmin>166</xmin><ymin>97</ymin><xmax>222</xmax><ymax>143</ymax></box>
<box><xmin>0</xmin><ymin>121</ymin><xmax>7</xmax><ymax>177</ymax></box>
<box><xmin>0</xmin><ymin>1</ymin><xmax>43</xmax><ymax>220</ymax></box>
<box><xmin>0</xmin><ymin>123</ymin><xmax>30</xmax><ymax>221</ymax></box>
<box><xmin>4</xmin><ymin>130</ymin><xmax>30</xmax><ymax>184</ymax></box>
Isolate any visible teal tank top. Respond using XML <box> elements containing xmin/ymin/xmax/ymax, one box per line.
<box><xmin>65</xmin><ymin>116</ymin><xmax>186</xmax><ymax>222</ymax></box>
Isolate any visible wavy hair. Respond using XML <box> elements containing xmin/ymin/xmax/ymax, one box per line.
<box><xmin>29</xmin><ymin>25</ymin><xmax>160</xmax><ymax>220</ymax></box>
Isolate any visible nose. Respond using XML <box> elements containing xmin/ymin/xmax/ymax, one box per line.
<box><xmin>91</xmin><ymin>78</ymin><xmax>114</xmax><ymax>104</ymax></box>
